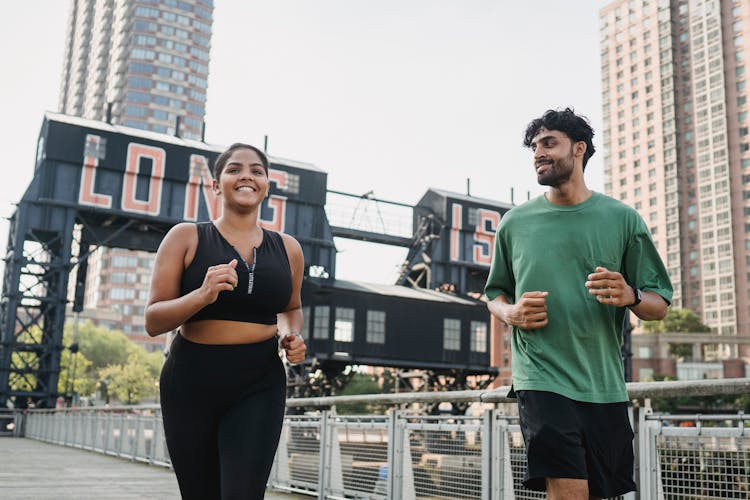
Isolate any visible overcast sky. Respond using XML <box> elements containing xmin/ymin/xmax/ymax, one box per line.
<box><xmin>0</xmin><ymin>1</ymin><xmax>611</xmax><ymax>283</ymax></box>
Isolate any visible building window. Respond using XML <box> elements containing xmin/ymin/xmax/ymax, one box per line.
<box><xmin>470</xmin><ymin>321</ymin><xmax>488</xmax><ymax>353</ymax></box>
<box><xmin>110</xmin><ymin>273</ymin><xmax>132</xmax><ymax>284</ymax></box>
<box><xmin>334</xmin><ymin>307</ymin><xmax>355</xmax><ymax>342</ymax></box>
<box><xmin>110</xmin><ymin>288</ymin><xmax>136</xmax><ymax>300</ymax></box>
<box><xmin>111</xmin><ymin>255</ymin><xmax>138</xmax><ymax>267</ymax></box>
<box><xmin>443</xmin><ymin>319</ymin><xmax>461</xmax><ymax>351</ymax></box>
<box><xmin>366</xmin><ymin>310</ymin><xmax>386</xmax><ymax>344</ymax></box>
<box><xmin>637</xmin><ymin>346</ymin><xmax>653</xmax><ymax>358</ymax></box>
<box><xmin>313</xmin><ymin>306</ymin><xmax>329</xmax><ymax>339</ymax></box>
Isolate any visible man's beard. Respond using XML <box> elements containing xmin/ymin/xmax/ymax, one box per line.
<box><xmin>537</xmin><ymin>149</ymin><xmax>575</xmax><ymax>187</ymax></box>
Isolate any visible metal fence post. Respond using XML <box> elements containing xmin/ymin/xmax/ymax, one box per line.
<box><xmin>493</xmin><ymin>413</ymin><xmax>515</xmax><ymax>500</ymax></box>
<box><xmin>400</xmin><ymin>420</ymin><xmax>415</xmax><ymax>500</ymax></box>
<box><xmin>317</xmin><ymin>410</ymin><xmax>329</xmax><ymax>500</ymax></box>
<box><xmin>386</xmin><ymin>410</ymin><xmax>398</xmax><ymax>500</ymax></box>
<box><xmin>481</xmin><ymin>409</ymin><xmax>492</xmax><ymax>500</ymax></box>
<box><xmin>623</xmin><ymin>404</ymin><xmax>638</xmax><ymax>500</ymax></box>
<box><xmin>638</xmin><ymin>404</ymin><xmax>657</xmax><ymax>500</ymax></box>
<box><xmin>328</xmin><ymin>415</ymin><xmax>344</xmax><ymax>496</ymax></box>
<box><xmin>104</xmin><ymin>412</ymin><xmax>113</xmax><ymax>454</ymax></box>
<box><xmin>13</xmin><ymin>412</ymin><xmax>22</xmax><ymax>437</ymax></box>
<box><xmin>280</xmin><ymin>420</ymin><xmax>292</xmax><ymax>486</ymax></box>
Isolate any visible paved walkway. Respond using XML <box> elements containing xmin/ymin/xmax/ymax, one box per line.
<box><xmin>0</xmin><ymin>438</ymin><xmax>308</xmax><ymax>499</ymax></box>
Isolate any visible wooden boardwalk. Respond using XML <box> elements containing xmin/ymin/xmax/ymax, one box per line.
<box><xmin>0</xmin><ymin>438</ymin><xmax>308</xmax><ymax>500</ymax></box>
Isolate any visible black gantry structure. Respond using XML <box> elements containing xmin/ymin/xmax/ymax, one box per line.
<box><xmin>0</xmin><ymin>113</ymin><xmax>512</xmax><ymax>408</ymax></box>
<box><xmin>0</xmin><ymin>113</ymin><xmax>335</xmax><ymax>408</ymax></box>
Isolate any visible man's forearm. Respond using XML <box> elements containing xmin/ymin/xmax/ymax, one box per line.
<box><xmin>488</xmin><ymin>295</ymin><xmax>514</xmax><ymax>324</ymax></box>
<box><xmin>629</xmin><ymin>291</ymin><xmax>669</xmax><ymax>321</ymax></box>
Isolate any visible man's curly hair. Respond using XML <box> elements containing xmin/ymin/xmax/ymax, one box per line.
<box><xmin>522</xmin><ymin>108</ymin><xmax>596</xmax><ymax>170</ymax></box>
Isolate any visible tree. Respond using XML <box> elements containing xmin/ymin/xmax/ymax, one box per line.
<box><xmin>9</xmin><ymin>321</ymin><xmax>162</xmax><ymax>405</ymax></box>
<box><xmin>97</xmin><ymin>344</ymin><xmax>162</xmax><ymax>405</ymax></box>
<box><xmin>68</xmin><ymin>320</ymin><xmax>130</xmax><ymax>369</ymax></box>
<box><xmin>99</xmin><ymin>362</ymin><xmax>156</xmax><ymax>405</ymax></box>
<box><xmin>641</xmin><ymin>309</ymin><xmax>711</xmax><ymax>359</ymax></box>
<box><xmin>642</xmin><ymin>308</ymin><xmax>711</xmax><ymax>333</ymax></box>
<box><xmin>64</xmin><ymin>321</ymin><xmax>163</xmax><ymax>404</ymax></box>
<box><xmin>8</xmin><ymin>328</ymin><xmax>44</xmax><ymax>393</ymax></box>
<box><xmin>8</xmin><ymin>327</ymin><xmax>95</xmax><ymax>397</ymax></box>
<box><xmin>336</xmin><ymin>373</ymin><xmax>388</xmax><ymax>414</ymax></box>
<box><xmin>124</xmin><ymin>342</ymin><xmax>164</xmax><ymax>380</ymax></box>
<box><xmin>58</xmin><ymin>338</ymin><xmax>94</xmax><ymax>397</ymax></box>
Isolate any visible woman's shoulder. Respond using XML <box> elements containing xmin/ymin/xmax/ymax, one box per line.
<box><xmin>278</xmin><ymin>231</ymin><xmax>302</xmax><ymax>249</ymax></box>
<box><xmin>168</xmin><ymin>221</ymin><xmax>200</xmax><ymax>237</ymax></box>
<box><xmin>161</xmin><ymin>222</ymin><xmax>199</xmax><ymax>249</ymax></box>
<box><xmin>269</xmin><ymin>230</ymin><xmax>303</xmax><ymax>259</ymax></box>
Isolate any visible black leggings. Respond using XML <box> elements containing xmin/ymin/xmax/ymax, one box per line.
<box><xmin>160</xmin><ymin>334</ymin><xmax>286</xmax><ymax>500</ymax></box>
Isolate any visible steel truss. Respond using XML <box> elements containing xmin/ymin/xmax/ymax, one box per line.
<box><xmin>0</xmin><ymin>200</ymin><xmax>171</xmax><ymax>408</ymax></box>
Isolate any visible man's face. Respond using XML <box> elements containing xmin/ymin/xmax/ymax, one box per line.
<box><xmin>529</xmin><ymin>128</ymin><xmax>576</xmax><ymax>187</ymax></box>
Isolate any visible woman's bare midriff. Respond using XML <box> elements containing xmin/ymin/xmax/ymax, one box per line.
<box><xmin>180</xmin><ymin>320</ymin><xmax>278</xmax><ymax>345</ymax></box>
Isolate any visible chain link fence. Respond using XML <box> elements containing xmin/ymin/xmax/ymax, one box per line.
<box><xmin>640</xmin><ymin>413</ymin><xmax>750</xmax><ymax>500</ymax></box>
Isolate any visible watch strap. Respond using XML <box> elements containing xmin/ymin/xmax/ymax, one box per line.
<box><xmin>628</xmin><ymin>286</ymin><xmax>642</xmax><ymax>307</ymax></box>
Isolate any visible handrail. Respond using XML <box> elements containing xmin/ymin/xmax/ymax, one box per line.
<box><xmin>287</xmin><ymin>377</ymin><xmax>750</xmax><ymax>408</ymax></box>
<box><xmin>24</xmin><ymin>377</ymin><xmax>750</xmax><ymax>413</ymax></box>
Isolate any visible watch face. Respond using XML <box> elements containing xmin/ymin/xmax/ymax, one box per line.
<box><xmin>630</xmin><ymin>286</ymin><xmax>642</xmax><ymax>307</ymax></box>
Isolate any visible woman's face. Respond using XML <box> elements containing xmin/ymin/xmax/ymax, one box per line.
<box><xmin>214</xmin><ymin>148</ymin><xmax>269</xmax><ymax>209</ymax></box>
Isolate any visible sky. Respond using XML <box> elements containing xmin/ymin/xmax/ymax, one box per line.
<box><xmin>0</xmin><ymin>1</ymin><xmax>611</xmax><ymax>283</ymax></box>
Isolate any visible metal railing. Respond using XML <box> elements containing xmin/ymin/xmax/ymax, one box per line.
<box><xmin>0</xmin><ymin>409</ymin><xmax>23</xmax><ymax>437</ymax></box>
<box><xmin>16</xmin><ymin>378</ymin><xmax>750</xmax><ymax>499</ymax></box>
<box><xmin>24</xmin><ymin>407</ymin><xmax>171</xmax><ymax>467</ymax></box>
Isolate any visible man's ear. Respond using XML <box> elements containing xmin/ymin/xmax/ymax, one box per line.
<box><xmin>575</xmin><ymin>141</ymin><xmax>587</xmax><ymax>158</ymax></box>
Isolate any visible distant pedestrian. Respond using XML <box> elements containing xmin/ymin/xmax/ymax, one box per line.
<box><xmin>485</xmin><ymin>108</ymin><xmax>672</xmax><ymax>499</ymax></box>
<box><xmin>146</xmin><ymin>143</ymin><xmax>306</xmax><ymax>499</ymax></box>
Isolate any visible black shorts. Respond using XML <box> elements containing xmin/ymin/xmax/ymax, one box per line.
<box><xmin>516</xmin><ymin>390</ymin><xmax>636</xmax><ymax>498</ymax></box>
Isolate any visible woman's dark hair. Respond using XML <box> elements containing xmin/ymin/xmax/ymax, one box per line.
<box><xmin>522</xmin><ymin>108</ymin><xmax>596</xmax><ymax>170</ymax></box>
<box><xmin>213</xmin><ymin>143</ymin><xmax>269</xmax><ymax>179</ymax></box>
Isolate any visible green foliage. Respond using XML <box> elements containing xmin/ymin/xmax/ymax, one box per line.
<box><xmin>68</xmin><ymin>321</ymin><xmax>130</xmax><ymax>369</ymax></box>
<box><xmin>651</xmin><ymin>392</ymin><xmax>750</xmax><ymax>414</ymax></box>
<box><xmin>668</xmin><ymin>343</ymin><xmax>693</xmax><ymax>359</ymax></box>
<box><xmin>642</xmin><ymin>308</ymin><xmax>711</xmax><ymax>334</ymax></box>
<box><xmin>124</xmin><ymin>342</ymin><xmax>164</xmax><ymax>380</ymax></box>
<box><xmin>58</xmin><ymin>346</ymin><xmax>94</xmax><ymax>396</ymax></box>
<box><xmin>734</xmin><ymin>393</ymin><xmax>750</xmax><ymax>413</ymax></box>
<box><xmin>8</xmin><ymin>321</ymin><xmax>162</xmax><ymax>405</ymax></box>
<box><xmin>8</xmin><ymin>328</ymin><xmax>44</xmax><ymax>392</ymax></box>
<box><xmin>8</xmin><ymin>327</ymin><xmax>95</xmax><ymax>395</ymax></box>
<box><xmin>336</xmin><ymin>373</ymin><xmax>387</xmax><ymax>415</ymax></box>
<box><xmin>648</xmin><ymin>374</ymin><xmax>750</xmax><ymax>413</ymax></box>
<box><xmin>99</xmin><ymin>357</ymin><xmax>157</xmax><ymax>405</ymax></box>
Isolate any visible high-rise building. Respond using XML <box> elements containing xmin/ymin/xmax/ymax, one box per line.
<box><xmin>600</xmin><ymin>0</ymin><xmax>749</xmax><ymax>355</ymax></box>
<box><xmin>59</xmin><ymin>0</ymin><xmax>213</xmax><ymax>349</ymax></box>
<box><xmin>60</xmin><ymin>0</ymin><xmax>212</xmax><ymax>139</ymax></box>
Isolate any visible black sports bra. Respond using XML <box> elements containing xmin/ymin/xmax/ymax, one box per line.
<box><xmin>180</xmin><ymin>222</ymin><xmax>293</xmax><ymax>325</ymax></box>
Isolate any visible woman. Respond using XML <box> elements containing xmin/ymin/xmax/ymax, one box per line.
<box><xmin>145</xmin><ymin>143</ymin><xmax>306</xmax><ymax>499</ymax></box>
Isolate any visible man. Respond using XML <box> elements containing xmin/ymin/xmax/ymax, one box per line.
<box><xmin>485</xmin><ymin>108</ymin><xmax>672</xmax><ymax>500</ymax></box>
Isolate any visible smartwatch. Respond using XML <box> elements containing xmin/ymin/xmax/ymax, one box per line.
<box><xmin>628</xmin><ymin>286</ymin><xmax>642</xmax><ymax>308</ymax></box>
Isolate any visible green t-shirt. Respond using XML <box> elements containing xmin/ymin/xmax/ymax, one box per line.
<box><xmin>485</xmin><ymin>192</ymin><xmax>673</xmax><ymax>403</ymax></box>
